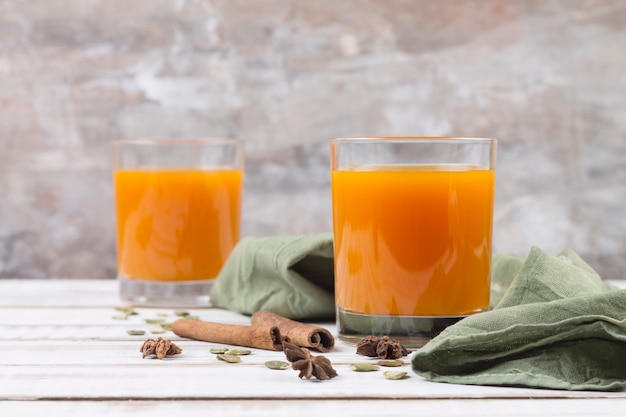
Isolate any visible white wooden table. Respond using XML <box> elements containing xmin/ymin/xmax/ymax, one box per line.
<box><xmin>1</xmin><ymin>279</ymin><xmax>625</xmax><ymax>417</ymax></box>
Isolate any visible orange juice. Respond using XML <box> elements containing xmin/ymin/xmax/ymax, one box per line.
<box><xmin>332</xmin><ymin>165</ymin><xmax>494</xmax><ymax>316</ymax></box>
<box><xmin>114</xmin><ymin>168</ymin><xmax>242</xmax><ymax>282</ymax></box>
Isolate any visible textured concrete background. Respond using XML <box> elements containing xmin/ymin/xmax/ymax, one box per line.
<box><xmin>0</xmin><ymin>0</ymin><xmax>625</xmax><ymax>279</ymax></box>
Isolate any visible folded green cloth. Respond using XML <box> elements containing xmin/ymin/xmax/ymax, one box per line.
<box><xmin>209</xmin><ymin>233</ymin><xmax>335</xmax><ymax>320</ymax></box>
<box><xmin>412</xmin><ymin>246</ymin><xmax>626</xmax><ymax>391</ymax></box>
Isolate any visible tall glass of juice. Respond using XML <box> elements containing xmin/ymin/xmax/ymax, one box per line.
<box><xmin>331</xmin><ymin>137</ymin><xmax>496</xmax><ymax>347</ymax></box>
<box><xmin>113</xmin><ymin>139</ymin><xmax>244</xmax><ymax>307</ymax></box>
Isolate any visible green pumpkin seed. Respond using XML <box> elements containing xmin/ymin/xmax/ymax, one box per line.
<box><xmin>150</xmin><ymin>328</ymin><xmax>166</xmax><ymax>334</ymax></box>
<box><xmin>126</xmin><ymin>330</ymin><xmax>146</xmax><ymax>336</ymax></box>
<box><xmin>216</xmin><ymin>353</ymin><xmax>241</xmax><ymax>363</ymax></box>
<box><xmin>350</xmin><ymin>363</ymin><xmax>380</xmax><ymax>372</ymax></box>
<box><xmin>112</xmin><ymin>314</ymin><xmax>129</xmax><ymax>320</ymax></box>
<box><xmin>156</xmin><ymin>313</ymin><xmax>169</xmax><ymax>317</ymax></box>
<box><xmin>383</xmin><ymin>371</ymin><xmax>408</xmax><ymax>380</ymax></box>
<box><xmin>115</xmin><ymin>306</ymin><xmax>137</xmax><ymax>315</ymax></box>
<box><xmin>265</xmin><ymin>360</ymin><xmax>290</xmax><ymax>370</ymax></box>
<box><xmin>144</xmin><ymin>318</ymin><xmax>165</xmax><ymax>324</ymax></box>
<box><xmin>174</xmin><ymin>311</ymin><xmax>190</xmax><ymax>317</ymax></box>
<box><xmin>210</xmin><ymin>347</ymin><xmax>229</xmax><ymax>354</ymax></box>
<box><xmin>225</xmin><ymin>349</ymin><xmax>252</xmax><ymax>356</ymax></box>
<box><xmin>377</xmin><ymin>359</ymin><xmax>405</xmax><ymax>367</ymax></box>
<box><xmin>161</xmin><ymin>323</ymin><xmax>173</xmax><ymax>331</ymax></box>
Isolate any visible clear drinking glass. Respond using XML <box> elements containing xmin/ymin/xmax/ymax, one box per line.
<box><xmin>112</xmin><ymin>139</ymin><xmax>244</xmax><ymax>307</ymax></box>
<box><xmin>330</xmin><ymin>137</ymin><xmax>496</xmax><ymax>347</ymax></box>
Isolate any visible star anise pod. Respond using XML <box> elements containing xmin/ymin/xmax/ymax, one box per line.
<box><xmin>283</xmin><ymin>341</ymin><xmax>338</xmax><ymax>380</ymax></box>
<box><xmin>140</xmin><ymin>337</ymin><xmax>182</xmax><ymax>359</ymax></box>
<box><xmin>356</xmin><ymin>335</ymin><xmax>381</xmax><ymax>357</ymax></box>
<box><xmin>356</xmin><ymin>335</ymin><xmax>410</xmax><ymax>359</ymax></box>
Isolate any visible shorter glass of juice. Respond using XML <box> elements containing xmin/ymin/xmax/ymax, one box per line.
<box><xmin>331</xmin><ymin>137</ymin><xmax>496</xmax><ymax>347</ymax></box>
<box><xmin>112</xmin><ymin>139</ymin><xmax>244</xmax><ymax>307</ymax></box>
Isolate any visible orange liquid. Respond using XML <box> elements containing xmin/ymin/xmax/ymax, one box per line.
<box><xmin>332</xmin><ymin>165</ymin><xmax>494</xmax><ymax>316</ymax></box>
<box><xmin>114</xmin><ymin>169</ymin><xmax>243</xmax><ymax>282</ymax></box>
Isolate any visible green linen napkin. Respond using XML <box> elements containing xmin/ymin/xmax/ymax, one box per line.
<box><xmin>412</xmin><ymin>246</ymin><xmax>626</xmax><ymax>391</ymax></box>
<box><xmin>209</xmin><ymin>233</ymin><xmax>335</xmax><ymax>320</ymax></box>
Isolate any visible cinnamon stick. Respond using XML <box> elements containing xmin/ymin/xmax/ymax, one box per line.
<box><xmin>171</xmin><ymin>318</ymin><xmax>286</xmax><ymax>351</ymax></box>
<box><xmin>250</xmin><ymin>310</ymin><xmax>335</xmax><ymax>352</ymax></box>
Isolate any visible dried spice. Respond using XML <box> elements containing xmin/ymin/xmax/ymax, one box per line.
<box><xmin>265</xmin><ymin>360</ymin><xmax>290</xmax><ymax>370</ymax></box>
<box><xmin>383</xmin><ymin>371</ymin><xmax>408</xmax><ymax>380</ymax></box>
<box><xmin>377</xmin><ymin>359</ymin><xmax>405</xmax><ymax>367</ymax></box>
<box><xmin>283</xmin><ymin>342</ymin><xmax>337</xmax><ymax>380</ymax></box>
<box><xmin>140</xmin><ymin>337</ymin><xmax>182</xmax><ymax>359</ymax></box>
<box><xmin>115</xmin><ymin>306</ymin><xmax>138</xmax><ymax>315</ymax></box>
<box><xmin>144</xmin><ymin>318</ymin><xmax>166</xmax><ymax>324</ymax></box>
<box><xmin>172</xmin><ymin>318</ymin><xmax>285</xmax><ymax>351</ymax></box>
<box><xmin>251</xmin><ymin>310</ymin><xmax>335</xmax><ymax>352</ymax></box>
<box><xmin>113</xmin><ymin>306</ymin><xmax>138</xmax><ymax>320</ymax></box>
<box><xmin>216</xmin><ymin>353</ymin><xmax>241</xmax><ymax>363</ymax></box>
<box><xmin>356</xmin><ymin>335</ymin><xmax>411</xmax><ymax>359</ymax></box>
<box><xmin>355</xmin><ymin>335</ymin><xmax>380</xmax><ymax>357</ymax></box>
<box><xmin>225</xmin><ymin>349</ymin><xmax>252</xmax><ymax>356</ymax></box>
<box><xmin>349</xmin><ymin>363</ymin><xmax>380</xmax><ymax>372</ymax></box>
<box><xmin>376</xmin><ymin>336</ymin><xmax>411</xmax><ymax>359</ymax></box>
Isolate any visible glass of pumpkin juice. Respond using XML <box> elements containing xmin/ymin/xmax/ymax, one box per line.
<box><xmin>331</xmin><ymin>137</ymin><xmax>496</xmax><ymax>347</ymax></box>
<box><xmin>113</xmin><ymin>139</ymin><xmax>244</xmax><ymax>307</ymax></box>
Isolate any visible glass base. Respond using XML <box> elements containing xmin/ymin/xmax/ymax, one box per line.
<box><xmin>337</xmin><ymin>309</ymin><xmax>470</xmax><ymax>348</ymax></box>
<box><xmin>118</xmin><ymin>275</ymin><xmax>213</xmax><ymax>307</ymax></box>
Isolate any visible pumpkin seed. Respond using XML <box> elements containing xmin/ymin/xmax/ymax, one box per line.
<box><xmin>126</xmin><ymin>330</ymin><xmax>146</xmax><ymax>336</ymax></box>
<box><xmin>216</xmin><ymin>353</ymin><xmax>241</xmax><ymax>363</ymax></box>
<box><xmin>150</xmin><ymin>328</ymin><xmax>166</xmax><ymax>334</ymax></box>
<box><xmin>144</xmin><ymin>318</ymin><xmax>165</xmax><ymax>324</ymax></box>
<box><xmin>161</xmin><ymin>323</ymin><xmax>173</xmax><ymax>331</ymax></box>
<box><xmin>156</xmin><ymin>312</ymin><xmax>169</xmax><ymax>317</ymax></box>
<box><xmin>174</xmin><ymin>311</ymin><xmax>190</xmax><ymax>317</ymax></box>
<box><xmin>377</xmin><ymin>359</ymin><xmax>405</xmax><ymax>367</ymax></box>
<box><xmin>210</xmin><ymin>347</ymin><xmax>229</xmax><ymax>354</ymax></box>
<box><xmin>265</xmin><ymin>360</ymin><xmax>290</xmax><ymax>370</ymax></box>
<box><xmin>383</xmin><ymin>371</ymin><xmax>408</xmax><ymax>380</ymax></box>
<box><xmin>112</xmin><ymin>314</ymin><xmax>129</xmax><ymax>320</ymax></box>
<box><xmin>350</xmin><ymin>363</ymin><xmax>380</xmax><ymax>372</ymax></box>
<box><xmin>225</xmin><ymin>349</ymin><xmax>252</xmax><ymax>356</ymax></box>
<box><xmin>115</xmin><ymin>306</ymin><xmax>137</xmax><ymax>315</ymax></box>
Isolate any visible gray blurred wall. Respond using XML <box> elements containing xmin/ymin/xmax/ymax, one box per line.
<box><xmin>0</xmin><ymin>0</ymin><xmax>625</xmax><ymax>279</ymax></box>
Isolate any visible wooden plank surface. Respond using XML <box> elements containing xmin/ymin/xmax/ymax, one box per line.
<box><xmin>1</xmin><ymin>279</ymin><xmax>625</xmax><ymax>416</ymax></box>
<box><xmin>2</xmin><ymin>399</ymin><xmax>626</xmax><ymax>417</ymax></box>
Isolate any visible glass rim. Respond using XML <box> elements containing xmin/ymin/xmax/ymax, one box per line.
<box><xmin>330</xmin><ymin>136</ymin><xmax>496</xmax><ymax>144</ymax></box>
<box><xmin>113</xmin><ymin>138</ymin><xmax>244</xmax><ymax>146</ymax></box>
